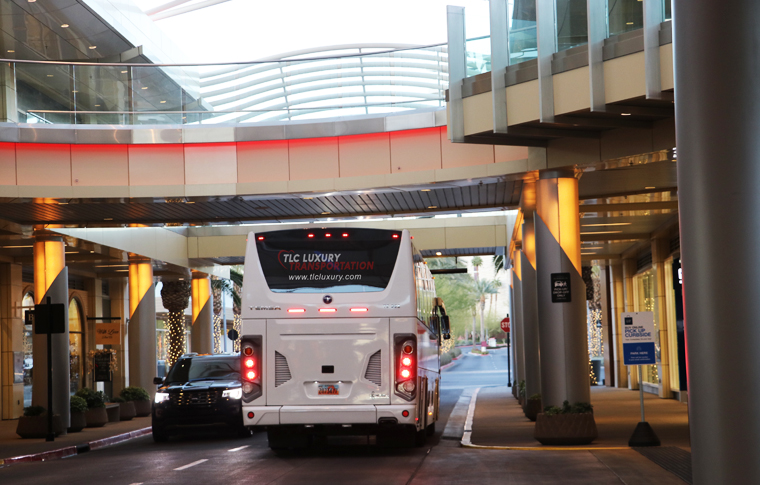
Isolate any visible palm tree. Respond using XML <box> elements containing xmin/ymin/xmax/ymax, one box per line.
<box><xmin>160</xmin><ymin>279</ymin><xmax>191</xmax><ymax>367</ymax></box>
<box><xmin>471</xmin><ymin>256</ymin><xmax>483</xmax><ymax>282</ymax></box>
<box><xmin>474</xmin><ymin>279</ymin><xmax>499</xmax><ymax>343</ymax></box>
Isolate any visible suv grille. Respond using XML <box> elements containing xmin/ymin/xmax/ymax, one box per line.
<box><xmin>171</xmin><ymin>390</ymin><xmax>218</xmax><ymax>406</ymax></box>
<box><xmin>364</xmin><ymin>350</ymin><xmax>382</xmax><ymax>386</ymax></box>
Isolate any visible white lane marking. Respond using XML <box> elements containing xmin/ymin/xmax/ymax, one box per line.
<box><xmin>461</xmin><ymin>387</ymin><xmax>481</xmax><ymax>446</ymax></box>
<box><xmin>228</xmin><ymin>445</ymin><xmax>250</xmax><ymax>452</ymax></box>
<box><xmin>174</xmin><ymin>459</ymin><xmax>208</xmax><ymax>471</ymax></box>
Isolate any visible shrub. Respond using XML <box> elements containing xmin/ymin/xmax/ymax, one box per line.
<box><xmin>75</xmin><ymin>388</ymin><xmax>106</xmax><ymax>409</ymax></box>
<box><xmin>518</xmin><ymin>380</ymin><xmax>526</xmax><ymax>397</ymax></box>
<box><xmin>23</xmin><ymin>405</ymin><xmax>46</xmax><ymax>417</ymax></box>
<box><xmin>120</xmin><ymin>386</ymin><xmax>150</xmax><ymax>402</ymax></box>
<box><xmin>452</xmin><ymin>347</ymin><xmax>462</xmax><ymax>358</ymax></box>
<box><xmin>440</xmin><ymin>353</ymin><xmax>452</xmax><ymax>366</ymax></box>
<box><xmin>112</xmin><ymin>396</ymin><xmax>125</xmax><ymax>403</ymax></box>
<box><xmin>543</xmin><ymin>400</ymin><xmax>593</xmax><ymax>416</ymax></box>
<box><xmin>70</xmin><ymin>396</ymin><xmax>88</xmax><ymax>413</ymax></box>
<box><xmin>529</xmin><ymin>393</ymin><xmax>542</xmax><ymax>401</ymax></box>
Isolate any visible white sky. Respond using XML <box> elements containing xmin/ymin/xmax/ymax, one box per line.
<box><xmin>133</xmin><ymin>0</ymin><xmax>491</xmax><ymax>63</ymax></box>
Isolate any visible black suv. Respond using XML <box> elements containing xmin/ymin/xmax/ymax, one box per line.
<box><xmin>152</xmin><ymin>353</ymin><xmax>248</xmax><ymax>442</ymax></box>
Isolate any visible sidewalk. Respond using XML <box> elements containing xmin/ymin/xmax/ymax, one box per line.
<box><xmin>463</xmin><ymin>386</ymin><xmax>692</xmax><ymax>484</ymax></box>
<box><xmin>0</xmin><ymin>415</ymin><xmax>151</xmax><ymax>463</ymax></box>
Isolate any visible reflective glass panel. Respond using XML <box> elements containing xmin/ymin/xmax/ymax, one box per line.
<box><xmin>556</xmin><ymin>0</ymin><xmax>588</xmax><ymax>51</ymax></box>
<box><xmin>509</xmin><ymin>0</ymin><xmax>538</xmax><ymax>65</ymax></box>
<box><xmin>608</xmin><ymin>0</ymin><xmax>643</xmax><ymax>37</ymax></box>
<box><xmin>74</xmin><ymin>65</ymin><xmax>131</xmax><ymax>125</ymax></box>
<box><xmin>15</xmin><ymin>63</ymin><xmax>74</xmax><ymax>124</ymax></box>
<box><xmin>22</xmin><ymin>292</ymin><xmax>34</xmax><ymax>407</ymax></box>
<box><xmin>664</xmin><ymin>1</ymin><xmax>671</xmax><ymax>20</ymax></box>
<box><xmin>68</xmin><ymin>299</ymin><xmax>83</xmax><ymax>394</ymax></box>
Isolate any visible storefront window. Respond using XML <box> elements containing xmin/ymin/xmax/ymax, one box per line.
<box><xmin>634</xmin><ymin>269</ymin><xmax>660</xmax><ymax>385</ymax></box>
<box><xmin>22</xmin><ymin>292</ymin><xmax>34</xmax><ymax>407</ymax></box>
<box><xmin>69</xmin><ymin>298</ymin><xmax>84</xmax><ymax>394</ymax></box>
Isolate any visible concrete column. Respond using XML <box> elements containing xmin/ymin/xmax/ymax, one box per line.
<box><xmin>128</xmin><ymin>256</ymin><xmax>156</xmax><ymax>400</ymax></box>
<box><xmin>534</xmin><ymin>169</ymin><xmax>590</xmax><ymax>408</ymax></box>
<box><xmin>512</xmin><ymin>249</ymin><xmax>525</xmax><ymax>391</ymax></box>
<box><xmin>32</xmin><ymin>233</ymin><xmax>70</xmax><ymax>428</ymax></box>
<box><xmin>673</xmin><ymin>2</ymin><xmax>760</xmax><ymax>480</ymax></box>
<box><xmin>608</xmin><ymin>261</ymin><xmax>628</xmax><ymax>388</ymax></box>
<box><xmin>651</xmin><ymin>238</ymin><xmax>672</xmax><ymax>399</ymax></box>
<box><xmin>191</xmin><ymin>273</ymin><xmax>213</xmax><ymax>355</ymax></box>
<box><xmin>0</xmin><ymin>263</ymin><xmax>23</xmax><ymax>419</ymax></box>
<box><xmin>520</xmin><ymin>181</ymin><xmax>541</xmax><ymax>401</ymax></box>
<box><xmin>622</xmin><ymin>257</ymin><xmax>638</xmax><ymax>390</ymax></box>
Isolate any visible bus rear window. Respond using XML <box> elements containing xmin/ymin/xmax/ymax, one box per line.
<box><xmin>255</xmin><ymin>228</ymin><xmax>401</xmax><ymax>293</ymax></box>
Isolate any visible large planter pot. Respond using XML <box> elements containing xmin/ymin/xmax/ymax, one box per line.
<box><xmin>16</xmin><ymin>414</ymin><xmax>64</xmax><ymax>439</ymax></box>
<box><xmin>523</xmin><ymin>398</ymin><xmax>543</xmax><ymax>422</ymax></box>
<box><xmin>132</xmin><ymin>400</ymin><xmax>151</xmax><ymax>417</ymax></box>
<box><xmin>105</xmin><ymin>403</ymin><xmax>120</xmax><ymax>423</ymax></box>
<box><xmin>534</xmin><ymin>413</ymin><xmax>598</xmax><ymax>446</ymax></box>
<box><xmin>68</xmin><ymin>411</ymin><xmax>86</xmax><ymax>433</ymax></box>
<box><xmin>119</xmin><ymin>401</ymin><xmax>136</xmax><ymax>421</ymax></box>
<box><xmin>85</xmin><ymin>407</ymin><xmax>109</xmax><ymax>427</ymax></box>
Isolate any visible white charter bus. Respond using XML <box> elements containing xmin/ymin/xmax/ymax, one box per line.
<box><xmin>239</xmin><ymin>228</ymin><xmax>451</xmax><ymax>449</ymax></box>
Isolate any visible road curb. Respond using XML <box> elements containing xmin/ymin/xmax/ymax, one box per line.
<box><xmin>0</xmin><ymin>427</ymin><xmax>151</xmax><ymax>466</ymax></box>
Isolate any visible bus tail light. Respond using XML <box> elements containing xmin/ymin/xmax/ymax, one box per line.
<box><xmin>318</xmin><ymin>308</ymin><xmax>337</xmax><ymax>313</ymax></box>
<box><xmin>240</xmin><ymin>336</ymin><xmax>262</xmax><ymax>402</ymax></box>
<box><xmin>394</xmin><ymin>334</ymin><xmax>417</xmax><ymax>401</ymax></box>
<box><xmin>288</xmin><ymin>308</ymin><xmax>306</xmax><ymax>313</ymax></box>
<box><xmin>350</xmin><ymin>307</ymin><xmax>368</xmax><ymax>313</ymax></box>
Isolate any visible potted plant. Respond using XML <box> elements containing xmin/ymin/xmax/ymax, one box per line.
<box><xmin>69</xmin><ymin>396</ymin><xmax>88</xmax><ymax>432</ymax></box>
<box><xmin>524</xmin><ymin>393</ymin><xmax>542</xmax><ymax>422</ymax></box>
<box><xmin>120</xmin><ymin>386</ymin><xmax>151</xmax><ymax>417</ymax></box>
<box><xmin>75</xmin><ymin>388</ymin><xmax>108</xmax><ymax>427</ymax></box>
<box><xmin>112</xmin><ymin>396</ymin><xmax>136</xmax><ymax>421</ymax></box>
<box><xmin>16</xmin><ymin>406</ymin><xmax>64</xmax><ymax>439</ymax></box>
<box><xmin>517</xmin><ymin>380</ymin><xmax>526</xmax><ymax>406</ymax></box>
<box><xmin>534</xmin><ymin>400</ymin><xmax>598</xmax><ymax>446</ymax></box>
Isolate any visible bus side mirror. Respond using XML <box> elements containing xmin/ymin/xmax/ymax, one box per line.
<box><xmin>430</xmin><ymin>315</ymin><xmax>440</xmax><ymax>337</ymax></box>
<box><xmin>441</xmin><ymin>315</ymin><xmax>451</xmax><ymax>340</ymax></box>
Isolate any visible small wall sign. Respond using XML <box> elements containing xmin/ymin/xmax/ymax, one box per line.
<box><xmin>95</xmin><ymin>323</ymin><xmax>121</xmax><ymax>345</ymax></box>
<box><xmin>551</xmin><ymin>273</ymin><xmax>571</xmax><ymax>303</ymax></box>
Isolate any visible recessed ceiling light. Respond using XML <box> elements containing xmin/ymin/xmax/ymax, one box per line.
<box><xmin>104</xmin><ymin>217</ymin><xmax>113</xmax><ymax>221</ymax></box>
<box><xmin>72</xmin><ymin>90</ymin><xmax>78</xmax><ymax>93</ymax></box>
<box><xmin>621</xmin><ymin>113</ymin><xmax>631</xmax><ymax>116</ymax></box>
<box><xmin>0</xmin><ymin>245</ymin><xmax>32</xmax><ymax>248</ymax></box>
<box><xmin>141</xmin><ymin>86</ymin><xmax>148</xmax><ymax>90</ymax></box>
<box><xmin>89</xmin><ymin>46</ymin><xmax>97</xmax><ymax>50</ymax></box>
<box><xmin>303</xmin><ymin>197</ymin><xmax>313</xmax><ymax>200</ymax></box>
<box><xmin>121</xmin><ymin>70</ymin><xmax>128</xmax><ymax>74</ymax></box>
<box><xmin>28</xmin><ymin>0</ymin><xmax>36</xmax><ymax>2</ymax></box>
<box><xmin>427</xmin><ymin>205</ymin><xmax>437</xmax><ymax>209</ymax></box>
<box><xmin>435</xmin><ymin>251</ymin><xmax>442</xmax><ymax>256</ymax></box>
<box><xmin>61</xmin><ymin>24</ymin><xmax>69</xmax><ymax>28</ymax></box>
<box><xmin>46</xmin><ymin>74</ymin><xmax>53</xmax><ymax>77</ymax></box>
<box><xmin>421</xmin><ymin>189</ymin><xmax>431</xmax><ymax>192</ymax></box>
<box><xmin>6</xmin><ymin>50</ymin><xmax>14</xmax><ymax>53</ymax></box>
<box><xmin>583</xmin><ymin>246</ymin><xmax>604</xmax><ymax>249</ymax></box>
<box><xmin>94</xmin><ymin>104</ymin><xmax>100</xmax><ymax>107</ymax></box>
<box><xmin>580</xmin><ymin>231</ymin><xmax>623</xmax><ymax>235</ymax></box>
<box><xmin>626</xmin><ymin>22</ymin><xmax>634</xmax><ymax>25</ymax></box>
<box><xmin>160</xmin><ymin>100</ymin><xmax>166</xmax><ymax>104</ymax></box>
<box><xmin>645</xmin><ymin>186</ymin><xmax>656</xmax><ymax>189</ymax></box>
<box><xmin>321</xmin><ymin>211</ymin><xmax>330</xmax><ymax>215</ymax></box>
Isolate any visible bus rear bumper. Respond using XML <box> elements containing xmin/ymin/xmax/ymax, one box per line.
<box><xmin>242</xmin><ymin>404</ymin><xmax>416</xmax><ymax>427</ymax></box>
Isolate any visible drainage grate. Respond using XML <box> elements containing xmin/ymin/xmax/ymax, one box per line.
<box><xmin>634</xmin><ymin>446</ymin><xmax>692</xmax><ymax>484</ymax></box>
<box><xmin>274</xmin><ymin>351</ymin><xmax>292</xmax><ymax>387</ymax></box>
<box><xmin>364</xmin><ymin>350</ymin><xmax>382</xmax><ymax>386</ymax></box>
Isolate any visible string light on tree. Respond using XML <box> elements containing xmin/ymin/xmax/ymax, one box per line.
<box><xmin>160</xmin><ymin>279</ymin><xmax>191</xmax><ymax>368</ymax></box>
<box><xmin>213</xmin><ymin>314</ymin><xmax>223</xmax><ymax>354</ymax></box>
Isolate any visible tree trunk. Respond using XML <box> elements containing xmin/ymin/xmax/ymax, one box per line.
<box><xmin>471</xmin><ymin>307</ymin><xmax>477</xmax><ymax>345</ymax></box>
<box><xmin>160</xmin><ymin>280</ymin><xmax>191</xmax><ymax>367</ymax></box>
<box><xmin>479</xmin><ymin>299</ymin><xmax>487</xmax><ymax>344</ymax></box>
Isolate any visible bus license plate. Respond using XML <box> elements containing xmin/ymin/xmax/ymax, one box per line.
<box><xmin>318</xmin><ymin>384</ymin><xmax>339</xmax><ymax>395</ymax></box>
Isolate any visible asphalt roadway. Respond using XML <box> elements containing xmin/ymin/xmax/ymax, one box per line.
<box><xmin>1</xmin><ymin>347</ymin><xmax>658</xmax><ymax>485</ymax></box>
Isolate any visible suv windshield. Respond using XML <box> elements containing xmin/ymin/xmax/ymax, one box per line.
<box><xmin>165</xmin><ymin>357</ymin><xmax>240</xmax><ymax>384</ymax></box>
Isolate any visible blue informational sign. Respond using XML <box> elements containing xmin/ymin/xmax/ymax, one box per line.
<box><xmin>622</xmin><ymin>312</ymin><xmax>657</xmax><ymax>366</ymax></box>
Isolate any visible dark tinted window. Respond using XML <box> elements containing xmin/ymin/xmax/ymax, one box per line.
<box><xmin>166</xmin><ymin>357</ymin><xmax>240</xmax><ymax>384</ymax></box>
<box><xmin>256</xmin><ymin>228</ymin><xmax>401</xmax><ymax>293</ymax></box>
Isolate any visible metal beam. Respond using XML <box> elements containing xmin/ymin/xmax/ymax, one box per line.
<box><xmin>580</xmin><ymin>233</ymin><xmax>651</xmax><ymax>242</ymax></box>
<box><xmin>151</xmin><ymin>0</ymin><xmax>233</xmax><ymax>21</ymax></box>
<box><xmin>446</xmin><ymin>6</ymin><xmax>466</xmax><ymax>143</ymax></box>
<box><xmin>490</xmin><ymin>0</ymin><xmax>510</xmax><ymax>133</ymax></box>
<box><xmin>587</xmin><ymin>0</ymin><xmax>607</xmax><ymax>111</ymax></box>
<box><xmin>579</xmin><ymin>201</ymin><xmax>678</xmax><ymax>213</ymax></box>
<box><xmin>643</xmin><ymin>0</ymin><xmax>664</xmax><ymax>99</ymax></box>
<box><xmin>536</xmin><ymin>0</ymin><xmax>557</xmax><ymax>123</ymax></box>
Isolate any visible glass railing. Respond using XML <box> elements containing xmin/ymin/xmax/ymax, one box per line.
<box><xmin>7</xmin><ymin>44</ymin><xmax>448</xmax><ymax>126</ymax></box>
<box><xmin>556</xmin><ymin>0</ymin><xmax>589</xmax><ymax>51</ymax></box>
<box><xmin>466</xmin><ymin>36</ymin><xmax>492</xmax><ymax>77</ymax></box>
<box><xmin>608</xmin><ymin>0</ymin><xmax>644</xmax><ymax>37</ymax></box>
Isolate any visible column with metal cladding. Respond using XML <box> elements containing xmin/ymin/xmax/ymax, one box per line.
<box><xmin>608</xmin><ymin>262</ymin><xmax>628</xmax><ymax>388</ymax></box>
<box><xmin>536</xmin><ymin>0</ymin><xmax>557</xmax><ymax>122</ymax></box>
<box><xmin>520</xmin><ymin>181</ymin><xmax>541</xmax><ymax>400</ymax></box>
<box><xmin>534</xmin><ymin>170</ymin><xmax>590</xmax><ymax>407</ymax></box>
<box><xmin>489</xmin><ymin>0</ymin><xmax>510</xmax><ymax>133</ymax></box>
<box><xmin>512</xmin><ymin>249</ymin><xmax>526</xmax><ymax>393</ymax></box>
<box><xmin>32</xmin><ymin>233</ymin><xmax>70</xmax><ymax>428</ymax></box>
<box><xmin>128</xmin><ymin>256</ymin><xmax>157</xmax><ymax>400</ymax></box>
<box><xmin>191</xmin><ymin>273</ymin><xmax>213</xmax><ymax>355</ymax></box>
<box><xmin>674</xmin><ymin>1</ymin><xmax>760</xmax><ymax>482</ymax></box>
<box><xmin>622</xmin><ymin>257</ymin><xmax>638</xmax><ymax>390</ymax></box>
<box><xmin>446</xmin><ymin>5</ymin><xmax>466</xmax><ymax>142</ymax></box>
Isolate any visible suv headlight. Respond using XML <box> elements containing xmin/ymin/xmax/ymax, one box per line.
<box><xmin>154</xmin><ymin>392</ymin><xmax>170</xmax><ymax>404</ymax></box>
<box><xmin>222</xmin><ymin>388</ymin><xmax>242</xmax><ymax>399</ymax></box>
